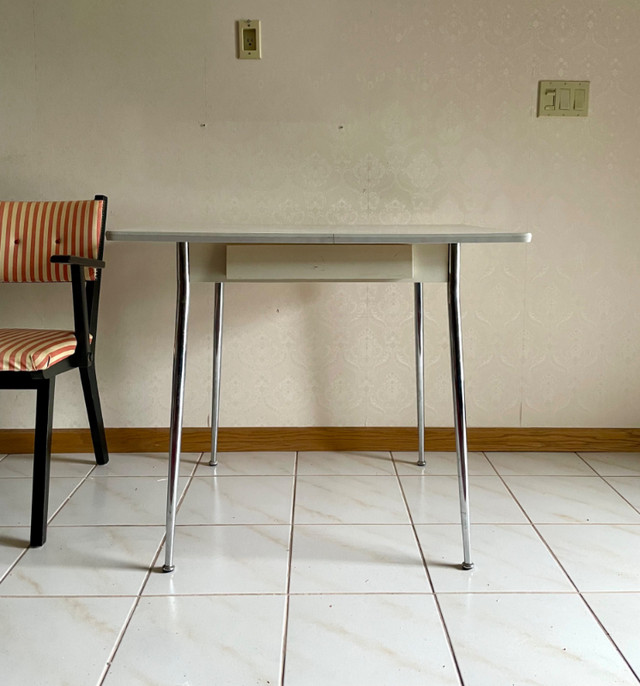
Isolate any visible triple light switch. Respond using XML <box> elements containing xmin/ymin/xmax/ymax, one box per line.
<box><xmin>538</xmin><ymin>80</ymin><xmax>589</xmax><ymax>117</ymax></box>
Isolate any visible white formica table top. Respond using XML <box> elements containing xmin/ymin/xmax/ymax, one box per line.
<box><xmin>107</xmin><ymin>224</ymin><xmax>532</xmax><ymax>245</ymax></box>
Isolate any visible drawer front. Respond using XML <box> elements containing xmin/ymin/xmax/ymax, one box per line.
<box><xmin>190</xmin><ymin>244</ymin><xmax>448</xmax><ymax>283</ymax></box>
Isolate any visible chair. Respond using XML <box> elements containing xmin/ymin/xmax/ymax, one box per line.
<box><xmin>0</xmin><ymin>195</ymin><xmax>109</xmax><ymax>546</ymax></box>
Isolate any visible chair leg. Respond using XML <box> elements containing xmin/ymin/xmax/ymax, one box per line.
<box><xmin>209</xmin><ymin>282</ymin><xmax>224</xmax><ymax>467</ymax></box>
<box><xmin>447</xmin><ymin>243</ymin><xmax>473</xmax><ymax>570</ymax></box>
<box><xmin>414</xmin><ymin>282</ymin><xmax>426</xmax><ymax>467</ymax></box>
<box><xmin>79</xmin><ymin>365</ymin><xmax>109</xmax><ymax>465</ymax></box>
<box><xmin>30</xmin><ymin>378</ymin><xmax>55</xmax><ymax>547</ymax></box>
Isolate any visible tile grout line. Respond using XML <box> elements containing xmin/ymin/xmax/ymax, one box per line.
<box><xmin>11</xmin><ymin>589</ymin><xmax>635</xmax><ymax>599</ymax></box>
<box><xmin>485</xmin><ymin>451</ymin><xmax>640</xmax><ymax>684</ymax></box>
<box><xmin>392</xmin><ymin>451</ymin><xmax>467</xmax><ymax>686</ymax></box>
<box><xmin>0</xmin><ymin>462</ymin><xmax>99</xmax><ymax>585</ymax></box>
<box><xmin>95</xmin><ymin>595</ymin><xmax>144</xmax><ymax>686</ymax></box>
<box><xmin>278</xmin><ymin>450</ymin><xmax>299</xmax><ymax>686</ymax></box>
<box><xmin>483</xmin><ymin>451</ymin><xmax>590</xmax><ymax>594</ymax></box>
<box><xmin>95</xmin><ymin>451</ymin><xmax>206</xmax><ymax>686</ymax></box>
<box><xmin>49</xmin><ymin>462</ymin><xmax>98</xmax><ymax>523</ymax></box>
<box><xmin>0</xmin><ymin>545</ymin><xmax>28</xmax><ymax>585</ymax></box>
<box><xmin>482</xmin><ymin>450</ymin><xmax>640</xmax><ymax>523</ymax></box>
<box><xmin>600</xmin><ymin>477</ymin><xmax>640</xmax><ymax>517</ymax></box>
<box><xmin>8</xmin><ymin>588</ymin><xmax>640</xmax><ymax>600</ymax></box>
<box><xmin>390</xmin><ymin>453</ymin><xmax>435</xmax><ymax>593</ymax></box>
<box><xmin>575</xmin><ymin>452</ymin><xmax>604</xmax><ymax>476</ymax></box>
<box><xmin>581</xmin><ymin>594</ymin><xmax>640</xmax><ymax>685</ymax></box>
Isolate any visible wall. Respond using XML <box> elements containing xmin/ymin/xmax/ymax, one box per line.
<box><xmin>1</xmin><ymin>0</ymin><xmax>639</xmax><ymax>430</ymax></box>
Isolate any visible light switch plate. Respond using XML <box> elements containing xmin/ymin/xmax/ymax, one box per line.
<box><xmin>238</xmin><ymin>20</ymin><xmax>261</xmax><ymax>59</ymax></box>
<box><xmin>537</xmin><ymin>80</ymin><xmax>589</xmax><ymax>117</ymax></box>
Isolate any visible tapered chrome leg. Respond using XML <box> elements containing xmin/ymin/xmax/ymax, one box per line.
<box><xmin>414</xmin><ymin>283</ymin><xmax>426</xmax><ymax>467</ymax></box>
<box><xmin>447</xmin><ymin>243</ymin><xmax>473</xmax><ymax>570</ymax></box>
<box><xmin>209</xmin><ymin>282</ymin><xmax>224</xmax><ymax>466</ymax></box>
<box><xmin>163</xmin><ymin>242</ymin><xmax>190</xmax><ymax>573</ymax></box>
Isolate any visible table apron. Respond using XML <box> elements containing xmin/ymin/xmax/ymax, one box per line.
<box><xmin>189</xmin><ymin>243</ymin><xmax>449</xmax><ymax>283</ymax></box>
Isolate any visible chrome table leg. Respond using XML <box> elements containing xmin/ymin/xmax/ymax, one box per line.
<box><xmin>414</xmin><ymin>283</ymin><xmax>426</xmax><ymax>467</ymax></box>
<box><xmin>163</xmin><ymin>241</ymin><xmax>190</xmax><ymax>573</ymax></box>
<box><xmin>447</xmin><ymin>243</ymin><xmax>474</xmax><ymax>570</ymax></box>
<box><xmin>209</xmin><ymin>282</ymin><xmax>224</xmax><ymax>466</ymax></box>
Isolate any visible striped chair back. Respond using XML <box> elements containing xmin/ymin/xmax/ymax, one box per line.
<box><xmin>0</xmin><ymin>199</ymin><xmax>105</xmax><ymax>283</ymax></box>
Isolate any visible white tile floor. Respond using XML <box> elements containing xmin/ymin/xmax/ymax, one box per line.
<box><xmin>1</xmin><ymin>449</ymin><xmax>640</xmax><ymax>685</ymax></box>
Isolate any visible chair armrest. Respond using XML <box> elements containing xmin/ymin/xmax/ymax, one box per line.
<box><xmin>50</xmin><ymin>255</ymin><xmax>106</xmax><ymax>269</ymax></box>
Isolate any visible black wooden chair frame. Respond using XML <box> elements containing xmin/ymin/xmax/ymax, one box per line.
<box><xmin>0</xmin><ymin>195</ymin><xmax>109</xmax><ymax>546</ymax></box>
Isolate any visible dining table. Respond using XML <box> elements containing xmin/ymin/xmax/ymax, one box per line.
<box><xmin>106</xmin><ymin>223</ymin><xmax>532</xmax><ymax>572</ymax></box>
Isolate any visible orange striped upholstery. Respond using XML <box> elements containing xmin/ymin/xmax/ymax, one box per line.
<box><xmin>0</xmin><ymin>199</ymin><xmax>104</xmax><ymax>283</ymax></box>
<box><xmin>0</xmin><ymin>328</ymin><xmax>80</xmax><ymax>372</ymax></box>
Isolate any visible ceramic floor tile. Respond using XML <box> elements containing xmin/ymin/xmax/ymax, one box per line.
<box><xmin>103</xmin><ymin>595</ymin><xmax>285</xmax><ymax>686</ymax></box>
<box><xmin>297</xmin><ymin>450</ymin><xmax>395</xmax><ymax>475</ymax></box>
<box><xmin>294</xmin><ymin>474</ymin><xmax>409</xmax><ymax>524</ymax></box>
<box><xmin>536</xmin><ymin>524</ymin><xmax>640</xmax><ymax>591</ymax></box>
<box><xmin>0</xmin><ymin>597</ymin><xmax>134</xmax><ymax>686</ymax></box>
<box><xmin>176</xmin><ymin>475</ymin><xmax>294</xmax><ymax>525</ymax></box>
<box><xmin>400</xmin><ymin>475</ymin><xmax>528</xmax><ymax>524</ymax></box>
<box><xmin>289</xmin><ymin>524</ymin><xmax>429</xmax><ymax>593</ymax></box>
<box><xmin>584</xmin><ymin>593</ymin><xmax>640</xmax><ymax>677</ymax></box>
<box><xmin>578</xmin><ymin>452</ymin><xmax>640</xmax><ymax>477</ymax></box>
<box><xmin>0</xmin><ymin>477</ymin><xmax>83</xmax><ymax>527</ymax></box>
<box><xmin>438</xmin><ymin>593</ymin><xmax>639</xmax><ymax>686</ymax></box>
<box><xmin>394</xmin><ymin>451</ymin><xmax>495</xmax><ymax>476</ymax></box>
<box><xmin>0</xmin><ymin>527</ymin><xmax>28</xmax><ymax>579</ymax></box>
<box><xmin>5</xmin><ymin>449</ymin><xmax>640</xmax><ymax>686</ymax></box>
<box><xmin>50</xmin><ymin>476</ymin><xmax>189</xmax><ymax>526</ymax></box>
<box><xmin>415</xmin><ymin>524</ymin><xmax>573</xmax><ymax>593</ymax></box>
<box><xmin>94</xmin><ymin>452</ymin><xmax>201</xmax><ymax>477</ymax></box>
<box><xmin>0</xmin><ymin>526</ymin><xmax>163</xmax><ymax>596</ymax></box>
<box><xmin>604</xmin><ymin>477</ymin><xmax>640</xmax><ymax>511</ymax></box>
<box><xmin>284</xmin><ymin>594</ymin><xmax>460</xmax><ymax>686</ymax></box>
<box><xmin>197</xmin><ymin>450</ymin><xmax>296</xmax><ymax>475</ymax></box>
<box><xmin>143</xmin><ymin>524</ymin><xmax>290</xmax><ymax>595</ymax></box>
<box><xmin>503</xmin><ymin>476</ymin><xmax>640</xmax><ymax>524</ymax></box>
<box><xmin>0</xmin><ymin>452</ymin><xmax>97</xmax><ymax>478</ymax></box>
<box><xmin>486</xmin><ymin>451</ymin><xmax>596</xmax><ymax>476</ymax></box>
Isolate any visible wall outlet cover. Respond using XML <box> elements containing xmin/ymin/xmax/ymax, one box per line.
<box><xmin>238</xmin><ymin>20</ymin><xmax>261</xmax><ymax>59</ymax></box>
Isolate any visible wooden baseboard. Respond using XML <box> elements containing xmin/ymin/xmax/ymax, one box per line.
<box><xmin>0</xmin><ymin>426</ymin><xmax>639</xmax><ymax>454</ymax></box>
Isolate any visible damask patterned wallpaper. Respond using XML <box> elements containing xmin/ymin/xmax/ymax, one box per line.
<box><xmin>1</xmin><ymin>0</ymin><xmax>638</xmax><ymax>428</ymax></box>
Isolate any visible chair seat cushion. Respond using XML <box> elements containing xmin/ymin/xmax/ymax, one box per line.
<box><xmin>0</xmin><ymin>328</ymin><xmax>79</xmax><ymax>371</ymax></box>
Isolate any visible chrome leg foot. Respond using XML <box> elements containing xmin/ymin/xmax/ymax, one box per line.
<box><xmin>447</xmin><ymin>243</ymin><xmax>473</xmax><ymax>570</ymax></box>
<box><xmin>209</xmin><ymin>282</ymin><xmax>224</xmax><ymax>467</ymax></box>
<box><xmin>414</xmin><ymin>283</ymin><xmax>426</xmax><ymax>467</ymax></box>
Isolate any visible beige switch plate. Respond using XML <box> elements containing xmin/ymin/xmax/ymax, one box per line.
<box><xmin>537</xmin><ymin>80</ymin><xmax>589</xmax><ymax>117</ymax></box>
<box><xmin>237</xmin><ymin>20</ymin><xmax>261</xmax><ymax>59</ymax></box>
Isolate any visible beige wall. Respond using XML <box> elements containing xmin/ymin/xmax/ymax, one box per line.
<box><xmin>1</xmin><ymin>0</ymin><xmax>639</xmax><ymax>430</ymax></box>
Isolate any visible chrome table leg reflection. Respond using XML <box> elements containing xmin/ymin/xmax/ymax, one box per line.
<box><xmin>414</xmin><ymin>283</ymin><xmax>426</xmax><ymax>467</ymax></box>
<box><xmin>447</xmin><ymin>243</ymin><xmax>474</xmax><ymax>570</ymax></box>
<box><xmin>163</xmin><ymin>241</ymin><xmax>190</xmax><ymax>573</ymax></box>
<box><xmin>209</xmin><ymin>282</ymin><xmax>224</xmax><ymax>466</ymax></box>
